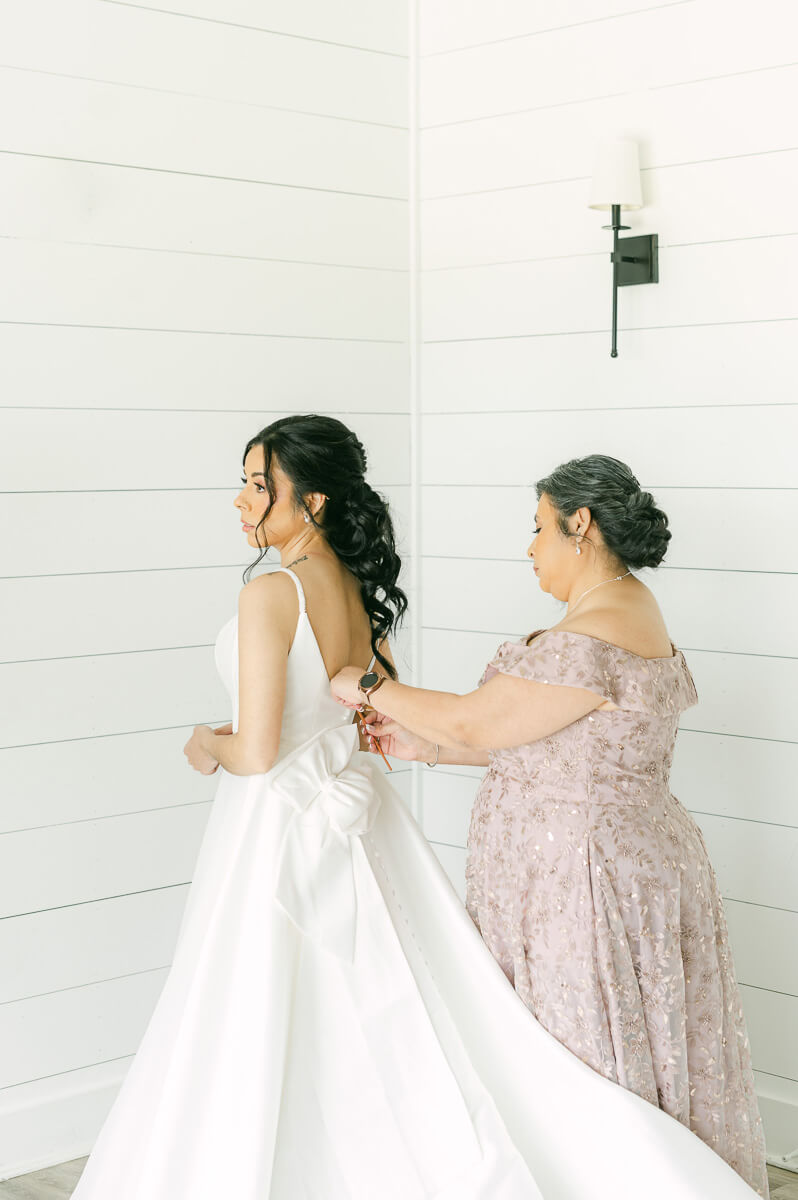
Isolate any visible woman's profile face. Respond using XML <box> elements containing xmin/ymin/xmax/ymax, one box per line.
<box><xmin>234</xmin><ymin>445</ymin><xmax>291</xmax><ymax>550</ymax></box>
<box><xmin>527</xmin><ymin>492</ymin><xmax>573</xmax><ymax>602</ymax></box>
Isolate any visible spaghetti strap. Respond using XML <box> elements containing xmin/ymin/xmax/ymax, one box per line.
<box><xmin>273</xmin><ymin>566</ymin><xmax>306</xmax><ymax>613</ymax></box>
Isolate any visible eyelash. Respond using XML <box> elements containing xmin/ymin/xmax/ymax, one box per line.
<box><xmin>240</xmin><ymin>477</ymin><xmax>265</xmax><ymax>493</ymax></box>
<box><xmin>532</xmin><ymin>527</ymin><xmax>541</xmax><ymax>535</ymax></box>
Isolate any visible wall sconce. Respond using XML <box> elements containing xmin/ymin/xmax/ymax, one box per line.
<box><xmin>589</xmin><ymin>139</ymin><xmax>658</xmax><ymax>358</ymax></box>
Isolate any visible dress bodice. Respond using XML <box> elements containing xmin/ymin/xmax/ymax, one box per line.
<box><xmin>214</xmin><ymin>567</ymin><xmax>375</xmax><ymax>761</ymax></box>
<box><xmin>476</xmin><ymin>628</ymin><xmax>699</xmax><ymax>807</ymax></box>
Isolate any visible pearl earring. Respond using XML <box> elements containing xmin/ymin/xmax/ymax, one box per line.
<box><xmin>575</xmin><ymin>539</ymin><xmax>582</xmax><ymax>556</ymax></box>
<box><xmin>303</xmin><ymin>513</ymin><xmax>310</xmax><ymax>523</ymax></box>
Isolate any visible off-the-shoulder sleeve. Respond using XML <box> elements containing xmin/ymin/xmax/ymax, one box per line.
<box><xmin>477</xmin><ymin>630</ymin><xmax>698</xmax><ymax>716</ymax></box>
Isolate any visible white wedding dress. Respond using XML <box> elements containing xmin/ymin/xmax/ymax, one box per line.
<box><xmin>71</xmin><ymin>567</ymin><xmax>759</xmax><ymax>1199</ymax></box>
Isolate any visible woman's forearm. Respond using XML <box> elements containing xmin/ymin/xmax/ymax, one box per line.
<box><xmin>371</xmin><ymin>678</ymin><xmax>469</xmax><ymax>749</ymax></box>
<box><xmin>434</xmin><ymin>744</ymin><xmax>491</xmax><ymax>767</ymax></box>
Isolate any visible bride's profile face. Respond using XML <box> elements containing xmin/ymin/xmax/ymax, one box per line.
<box><xmin>234</xmin><ymin>445</ymin><xmax>291</xmax><ymax>550</ymax></box>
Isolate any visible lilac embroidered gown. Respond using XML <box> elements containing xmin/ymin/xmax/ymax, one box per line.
<box><xmin>467</xmin><ymin>628</ymin><xmax>769</xmax><ymax>1199</ymax></box>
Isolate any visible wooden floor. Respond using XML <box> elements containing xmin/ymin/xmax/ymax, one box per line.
<box><xmin>0</xmin><ymin>1157</ymin><xmax>794</xmax><ymax>1198</ymax></box>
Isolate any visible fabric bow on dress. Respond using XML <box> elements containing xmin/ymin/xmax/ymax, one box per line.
<box><xmin>270</xmin><ymin>722</ymin><xmax>381</xmax><ymax>962</ymax></box>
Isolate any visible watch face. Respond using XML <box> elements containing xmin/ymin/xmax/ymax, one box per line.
<box><xmin>360</xmin><ymin>671</ymin><xmax>380</xmax><ymax>689</ymax></box>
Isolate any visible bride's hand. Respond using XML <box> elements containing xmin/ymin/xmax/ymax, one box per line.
<box><xmin>183</xmin><ymin>725</ymin><xmax>221</xmax><ymax>774</ymax></box>
<box><xmin>361</xmin><ymin>711</ymin><xmax>436</xmax><ymax>764</ymax></box>
<box><xmin>329</xmin><ymin>665</ymin><xmax>364</xmax><ymax>709</ymax></box>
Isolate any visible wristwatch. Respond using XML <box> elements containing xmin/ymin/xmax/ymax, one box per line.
<box><xmin>358</xmin><ymin>670</ymin><xmax>385</xmax><ymax>700</ymax></box>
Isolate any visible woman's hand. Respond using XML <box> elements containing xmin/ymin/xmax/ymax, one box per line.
<box><xmin>183</xmin><ymin>725</ymin><xmax>221</xmax><ymax>774</ymax></box>
<box><xmin>329</xmin><ymin>665</ymin><xmax>367</xmax><ymax>709</ymax></box>
<box><xmin>361</xmin><ymin>711</ymin><xmax>436</xmax><ymax>764</ymax></box>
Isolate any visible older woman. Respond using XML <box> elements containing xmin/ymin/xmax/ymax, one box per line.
<box><xmin>333</xmin><ymin>454</ymin><xmax>768</xmax><ymax>1198</ymax></box>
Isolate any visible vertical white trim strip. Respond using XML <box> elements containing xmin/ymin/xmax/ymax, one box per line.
<box><xmin>408</xmin><ymin>0</ymin><xmax>423</xmax><ymax>826</ymax></box>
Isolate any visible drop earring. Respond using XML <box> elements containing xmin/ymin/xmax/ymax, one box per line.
<box><xmin>303</xmin><ymin>513</ymin><xmax>310</xmax><ymax>523</ymax></box>
<box><xmin>575</xmin><ymin>536</ymin><xmax>582</xmax><ymax>556</ymax></box>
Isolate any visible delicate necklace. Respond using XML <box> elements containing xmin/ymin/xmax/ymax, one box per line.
<box><xmin>569</xmin><ymin>570</ymin><xmax>631</xmax><ymax>615</ymax></box>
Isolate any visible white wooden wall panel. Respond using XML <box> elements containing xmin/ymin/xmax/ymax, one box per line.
<box><xmin>0</xmin><ymin>327</ymin><xmax>408</xmax><ymax>413</ymax></box>
<box><xmin>419</xmin><ymin>0</ymin><xmax>797</xmax><ymax>1155</ymax></box>
<box><xmin>739</xmin><ymin>986</ymin><xmax>798</xmax><ymax>1085</ymax></box>
<box><xmin>0</xmin><ymin>888</ymin><xmax>190</xmax><ymax>1004</ymax></box>
<box><xmin>0</xmin><ymin>971</ymin><xmax>170</xmax><ymax>1089</ymax></box>
<box><xmin>421</xmin><ymin>67</ymin><xmax>797</xmax><ymax>197</ymax></box>
<box><xmin>1</xmin><ymin>730</ymin><xmax>219</xmax><ymax>831</ymax></box>
<box><xmin>420</xmin><ymin>0</ymin><xmax>691</xmax><ymax>54</ymax></box>
<box><xmin>119</xmin><ymin>0</ymin><xmax>409</xmax><ymax>55</ymax></box>
<box><xmin>1</xmin><ymin>0</ymin><xmax>409</xmax><ymax>1175</ymax></box>
<box><xmin>1</xmin><ymin>1</ymin><xmax>406</xmax><ymax>127</ymax></box>
<box><xmin>421</xmin><ymin>321</ymin><xmax>797</xmax><ymax>412</ymax></box>
<box><xmin>419</xmin><ymin>557</ymin><xmax>798</xmax><ymax>659</ymax></box>
<box><xmin>725</xmin><ymin>902</ymin><xmax>798</xmax><ymax>1000</ymax></box>
<box><xmin>693</xmin><ymin>816</ymin><xmax>798</xmax><ymax>912</ymax></box>
<box><xmin>670</xmin><ymin>733</ymin><xmax>797</xmax><ymax>827</ymax></box>
<box><xmin>421</xmin><ymin>484</ymin><xmax>797</xmax><ymax>574</ymax></box>
<box><xmin>420</xmin><ymin>770</ymin><xmax>476</xmax><ymax>845</ymax></box>
<box><xmin>424</xmin><ymin>239</ymin><xmax>797</xmax><ymax>340</ymax></box>
<box><xmin>421</xmin><ymin>408</ymin><xmax>797</xmax><ymax>488</ymax></box>
<box><xmin>0</xmin><ymin>805</ymin><xmax>211</xmax><ymax>918</ymax></box>
<box><xmin>0</xmin><ymin>243</ymin><xmax>405</xmax><ymax>341</ymax></box>
<box><xmin>755</xmin><ymin>1074</ymin><xmax>798</xmax><ymax>1160</ymax></box>
<box><xmin>0</xmin><ymin>648</ymin><xmax>227</xmax><ymax>748</ymax></box>
<box><xmin>422</xmin><ymin>1</ymin><xmax>797</xmax><ymax>126</ymax></box>
<box><xmin>2</xmin><ymin>568</ymin><xmax>238</xmax><ymax>662</ymax></box>
<box><xmin>1</xmin><ymin>156</ymin><xmax>406</xmax><ymax>270</ymax></box>
<box><xmin>423</xmin><ymin>150</ymin><xmax>798</xmax><ymax>269</ymax></box>
<box><xmin>1</xmin><ymin>486</ymin><xmax>410</xmax><ymax>578</ymax></box>
<box><xmin>0</xmin><ymin>411</ymin><xmax>409</xmax><ymax>490</ymax></box>
<box><xmin>0</xmin><ymin>70</ymin><xmax>407</xmax><ymax>199</ymax></box>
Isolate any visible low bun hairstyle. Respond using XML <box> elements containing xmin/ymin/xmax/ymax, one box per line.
<box><xmin>535</xmin><ymin>454</ymin><xmax>671</xmax><ymax>570</ymax></box>
<box><xmin>241</xmin><ymin>414</ymin><xmax>407</xmax><ymax>680</ymax></box>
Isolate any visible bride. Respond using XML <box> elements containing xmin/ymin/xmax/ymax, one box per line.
<box><xmin>70</xmin><ymin>415</ymin><xmax>759</xmax><ymax>1199</ymax></box>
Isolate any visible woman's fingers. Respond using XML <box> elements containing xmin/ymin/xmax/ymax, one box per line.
<box><xmin>365</xmin><ymin>718</ymin><xmax>401</xmax><ymax>736</ymax></box>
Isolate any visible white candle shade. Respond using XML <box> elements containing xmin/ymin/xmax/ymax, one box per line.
<box><xmin>588</xmin><ymin>139</ymin><xmax>643</xmax><ymax>211</ymax></box>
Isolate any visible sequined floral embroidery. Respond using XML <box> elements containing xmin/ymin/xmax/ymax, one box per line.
<box><xmin>466</xmin><ymin>629</ymin><xmax>768</xmax><ymax>1198</ymax></box>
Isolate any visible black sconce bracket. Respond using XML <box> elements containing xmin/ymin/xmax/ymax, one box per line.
<box><xmin>603</xmin><ymin>204</ymin><xmax>658</xmax><ymax>357</ymax></box>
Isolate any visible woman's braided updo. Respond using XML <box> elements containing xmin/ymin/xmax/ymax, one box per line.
<box><xmin>241</xmin><ymin>414</ymin><xmax>407</xmax><ymax>679</ymax></box>
<box><xmin>535</xmin><ymin>454</ymin><xmax>671</xmax><ymax>570</ymax></box>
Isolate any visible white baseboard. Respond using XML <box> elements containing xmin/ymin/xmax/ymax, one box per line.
<box><xmin>757</xmin><ymin>1072</ymin><xmax>798</xmax><ymax>1172</ymax></box>
<box><xmin>0</xmin><ymin>1058</ymin><xmax>129</xmax><ymax>1182</ymax></box>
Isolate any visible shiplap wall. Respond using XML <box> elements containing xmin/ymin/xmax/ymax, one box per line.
<box><xmin>0</xmin><ymin>0</ymin><xmax>409</xmax><ymax>1176</ymax></box>
<box><xmin>418</xmin><ymin>0</ymin><xmax>798</xmax><ymax>1163</ymax></box>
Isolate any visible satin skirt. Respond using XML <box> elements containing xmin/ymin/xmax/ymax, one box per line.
<box><xmin>72</xmin><ymin>723</ymin><xmax>759</xmax><ymax>1199</ymax></box>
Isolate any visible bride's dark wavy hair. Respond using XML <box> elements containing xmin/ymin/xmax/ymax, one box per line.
<box><xmin>241</xmin><ymin>414</ymin><xmax>407</xmax><ymax>680</ymax></box>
